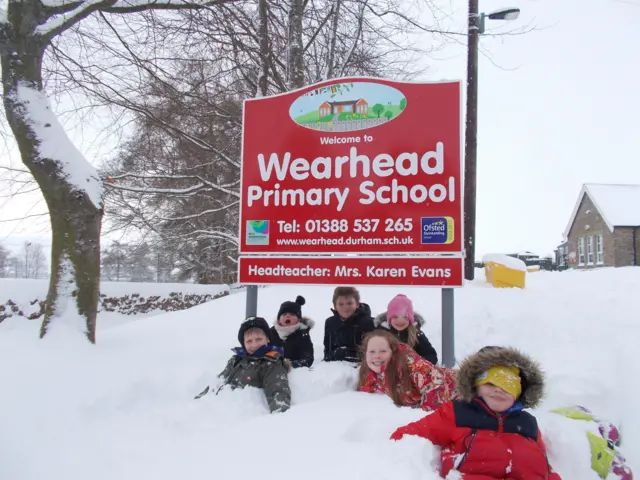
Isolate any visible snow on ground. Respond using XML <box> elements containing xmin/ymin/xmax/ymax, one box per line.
<box><xmin>0</xmin><ymin>268</ymin><xmax>638</xmax><ymax>479</ymax></box>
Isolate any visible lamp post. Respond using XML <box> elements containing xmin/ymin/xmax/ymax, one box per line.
<box><xmin>464</xmin><ymin>3</ymin><xmax>520</xmax><ymax>280</ymax></box>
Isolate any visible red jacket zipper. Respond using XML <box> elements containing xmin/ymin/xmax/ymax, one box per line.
<box><xmin>474</xmin><ymin>398</ymin><xmax>508</xmax><ymax>433</ymax></box>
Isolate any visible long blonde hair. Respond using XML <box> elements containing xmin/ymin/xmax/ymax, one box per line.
<box><xmin>405</xmin><ymin>324</ymin><xmax>418</xmax><ymax>348</ymax></box>
<box><xmin>358</xmin><ymin>330</ymin><xmax>413</xmax><ymax>406</ymax></box>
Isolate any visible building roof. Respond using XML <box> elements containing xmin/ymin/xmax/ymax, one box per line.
<box><xmin>563</xmin><ymin>183</ymin><xmax>640</xmax><ymax>238</ymax></box>
<box><xmin>328</xmin><ymin>99</ymin><xmax>365</xmax><ymax>106</ymax></box>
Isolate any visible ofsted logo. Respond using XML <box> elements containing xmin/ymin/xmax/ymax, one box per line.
<box><xmin>420</xmin><ymin>216</ymin><xmax>454</xmax><ymax>244</ymax></box>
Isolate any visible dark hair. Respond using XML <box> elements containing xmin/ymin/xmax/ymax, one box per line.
<box><xmin>358</xmin><ymin>330</ymin><xmax>413</xmax><ymax>406</ymax></box>
<box><xmin>332</xmin><ymin>286</ymin><xmax>360</xmax><ymax>306</ymax></box>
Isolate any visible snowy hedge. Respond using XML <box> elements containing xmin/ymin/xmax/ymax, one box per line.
<box><xmin>0</xmin><ymin>280</ymin><xmax>230</xmax><ymax>323</ymax></box>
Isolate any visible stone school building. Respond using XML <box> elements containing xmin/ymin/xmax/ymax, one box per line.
<box><xmin>556</xmin><ymin>183</ymin><xmax>640</xmax><ymax>268</ymax></box>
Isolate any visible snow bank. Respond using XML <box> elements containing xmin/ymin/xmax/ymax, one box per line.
<box><xmin>0</xmin><ymin>268</ymin><xmax>639</xmax><ymax>479</ymax></box>
<box><xmin>482</xmin><ymin>252</ymin><xmax>527</xmax><ymax>271</ymax></box>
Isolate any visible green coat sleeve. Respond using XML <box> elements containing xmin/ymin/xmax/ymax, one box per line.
<box><xmin>261</xmin><ymin>359</ymin><xmax>291</xmax><ymax>413</ymax></box>
<box><xmin>218</xmin><ymin>356</ymin><xmax>236</xmax><ymax>381</ymax></box>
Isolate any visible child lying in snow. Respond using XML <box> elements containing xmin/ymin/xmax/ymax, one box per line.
<box><xmin>358</xmin><ymin>330</ymin><xmax>458</xmax><ymax>411</ymax></box>
<box><xmin>196</xmin><ymin>317</ymin><xmax>291</xmax><ymax>413</ymax></box>
<box><xmin>270</xmin><ymin>295</ymin><xmax>315</xmax><ymax>368</ymax></box>
<box><xmin>323</xmin><ymin>286</ymin><xmax>374</xmax><ymax>363</ymax></box>
<box><xmin>374</xmin><ymin>293</ymin><xmax>438</xmax><ymax>365</ymax></box>
<box><xmin>390</xmin><ymin>346</ymin><xmax>562</xmax><ymax>479</ymax></box>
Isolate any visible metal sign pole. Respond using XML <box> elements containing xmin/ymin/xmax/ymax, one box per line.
<box><xmin>441</xmin><ymin>287</ymin><xmax>455</xmax><ymax>367</ymax></box>
<box><xmin>246</xmin><ymin>285</ymin><xmax>258</xmax><ymax>318</ymax></box>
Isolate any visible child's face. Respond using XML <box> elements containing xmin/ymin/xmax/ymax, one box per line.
<box><xmin>278</xmin><ymin>313</ymin><xmax>299</xmax><ymax>326</ymax></box>
<box><xmin>244</xmin><ymin>330</ymin><xmax>268</xmax><ymax>354</ymax></box>
<box><xmin>335</xmin><ymin>296</ymin><xmax>358</xmax><ymax>319</ymax></box>
<box><xmin>477</xmin><ymin>383</ymin><xmax>516</xmax><ymax>413</ymax></box>
<box><xmin>390</xmin><ymin>316</ymin><xmax>410</xmax><ymax>330</ymax></box>
<box><xmin>365</xmin><ymin>336</ymin><xmax>392</xmax><ymax>373</ymax></box>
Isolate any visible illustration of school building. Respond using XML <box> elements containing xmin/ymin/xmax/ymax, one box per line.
<box><xmin>319</xmin><ymin>99</ymin><xmax>368</xmax><ymax>117</ymax></box>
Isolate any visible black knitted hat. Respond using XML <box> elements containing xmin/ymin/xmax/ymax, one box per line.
<box><xmin>238</xmin><ymin>316</ymin><xmax>271</xmax><ymax>346</ymax></box>
<box><xmin>277</xmin><ymin>295</ymin><xmax>306</xmax><ymax>319</ymax></box>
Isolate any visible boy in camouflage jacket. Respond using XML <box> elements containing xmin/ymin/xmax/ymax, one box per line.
<box><xmin>211</xmin><ymin>316</ymin><xmax>291</xmax><ymax>413</ymax></box>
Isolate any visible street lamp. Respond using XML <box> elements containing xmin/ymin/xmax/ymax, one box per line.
<box><xmin>463</xmin><ymin>3</ymin><xmax>520</xmax><ymax>281</ymax></box>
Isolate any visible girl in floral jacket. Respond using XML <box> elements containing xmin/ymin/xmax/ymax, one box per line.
<box><xmin>357</xmin><ymin>330</ymin><xmax>458</xmax><ymax>411</ymax></box>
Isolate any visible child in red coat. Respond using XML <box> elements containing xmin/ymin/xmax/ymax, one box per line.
<box><xmin>357</xmin><ymin>330</ymin><xmax>458</xmax><ymax>411</ymax></box>
<box><xmin>390</xmin><ymin>346</ymin><xmax>562</xmax><ymax>479</ymax></box>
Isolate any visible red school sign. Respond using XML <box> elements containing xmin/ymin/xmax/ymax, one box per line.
<box><xmin>238</xmin><ymin>256</ymin><xmax>464</xmax><ymax>287</ymax></box>
<box><xmin>239</xmin><ymin>77</ymin><xmax>463</xmax><ymax>254</ymax></box>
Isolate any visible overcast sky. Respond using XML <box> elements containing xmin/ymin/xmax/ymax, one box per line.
<box><xmin>1</xmin><ymin>0</ymin><xmax>638</xmax><ymax>258</ymax></box>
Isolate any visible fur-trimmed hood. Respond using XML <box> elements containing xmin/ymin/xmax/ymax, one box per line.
<box><xmin>374</xmin><ymin>311</ymin><xmax>425</xmax><ymax>329</ymax></box>
<box><xmin>272</xmin><ymin>316</ymin><xmax>315</xmax><ymax>330</ymax></box>
<box><xmin>456</xmin><ymin>346</ymin><xmax>545</xmax><ymax>408</ymax></box>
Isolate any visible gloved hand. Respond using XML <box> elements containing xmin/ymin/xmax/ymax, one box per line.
<box><xmin>330</xmin><ymin>346</ymin><xmax>358</xmax><ymax>362</ymax></box>
<box><xmin>390</xmin><ymin>427</ymin><xmax>408</xmax><ymax>441</ymax></box>
<box><xmin>390</xmin><ymin>422</ymin><xmax>423</xmax><ymax>441</ymax></box>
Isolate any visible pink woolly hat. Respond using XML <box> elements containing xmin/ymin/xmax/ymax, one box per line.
<box><xmin>387</xmin><ymin>294</ymin><xmax>415</xmax><ymax>324</ymax></box>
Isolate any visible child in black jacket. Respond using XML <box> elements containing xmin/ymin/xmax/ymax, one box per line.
<box><xmin>270</xmin><ymin>295</ymin><xmax>315</xmax><ymax>368</ymax></box>
<box><xmin>374</xmin><ymin>294</ymin><xmax>438</xmax><ymax>365</ymax></box>
<box><xmin>323</xmin><ymin>286</ymin><xmax>374</xmax><ymax>363</ymax></box>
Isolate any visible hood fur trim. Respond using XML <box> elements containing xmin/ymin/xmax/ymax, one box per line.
<box><xmin>456</xmin><ymin>346</ymin><xmax>545</xmax><ymax>408</ymax></box>
<box><xmin>272</xmin><ymin>316</ymin><xmax>315</xmax><ymax>330</ymax></box>
<box><xmin>374</xmin><ymin>311</ymin><xmax>425</xmax><ymax>328</ymax></box>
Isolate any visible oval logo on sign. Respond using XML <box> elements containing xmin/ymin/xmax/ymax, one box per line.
<box><xmin>289</xmin><ymin>81</ymin><xmax>407</xmax><ymax>133</ymax></box>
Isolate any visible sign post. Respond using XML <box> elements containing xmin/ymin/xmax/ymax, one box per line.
<box><xmin>441</xmin><ymin>288</ymin><xmax>455</xmax><ymax>367</ymax></box>
<box><xmin>238</xmin><ymin>77</ymin><xmax>464</xmax><ymax>366</ymax></box>
<box><xmin>245</xmin><ymin>285</ymin><xmax>258</xmax><ymax>317</ymax></box>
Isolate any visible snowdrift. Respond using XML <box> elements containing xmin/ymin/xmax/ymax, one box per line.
<box><xmin>0</xmin><ymin>268</ymin><xmax>638</xmax><ymax>479</ymax></box>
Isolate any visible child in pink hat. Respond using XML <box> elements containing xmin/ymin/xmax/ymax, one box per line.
<box><xmin>374</xmin><ymin>294</ymin><xmax>438</xmax><ymax>364</ymax></box>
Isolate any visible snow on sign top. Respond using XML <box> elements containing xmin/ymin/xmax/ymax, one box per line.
<box><xmin>15</xmin><ymin>83</ymin><xmax>103</xmax><ymax>209</ymax></box>
<box><xmin>585</xmin><ymin>183</ymin><xmax>640</xmax><ymax>228</ymax></box>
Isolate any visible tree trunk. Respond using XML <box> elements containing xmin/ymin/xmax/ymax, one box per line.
<box><xmin>287</xmin><ymin>0</ymin><xmax>305</xmax><ymax>90</ymax></box>
<box><xmin>257</xmin><ymin>0</ymin><xmax>269</xmax><ymax>97</ymax></box>
<box><xmin>324</xmin><ymin>0</ymin><xmax>341</xmax><ymax>79</ymax></box>
<box><xmin>1</xmin><ymin>25</ymin><xmax>103</xmax><ymax>343</ymax></box>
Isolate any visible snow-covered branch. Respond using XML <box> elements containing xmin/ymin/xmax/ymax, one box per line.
<box><xmin>106</xmin><ymin>172</ymin><xmax>240</xmax><ymax>198</ymax></box>
<box><xmin>104</xmin><ymin>0</ymin><xmax>238</xmax><ymax>14</ymax></box>
<box><xmin>190</xmin><ymin>229</ymin><xmax>239</xmax><ymax>246</ymax></box>
<box><xmin>36</xmin><ymin>0</ymin><xmax>110</xmax><ymax>39</ymax></box>
<box><xmin>36</xmin><ymin>0</ymin><xmax>241</xmax><ymax>40</ymax></box>
<box><xmin>156</xmin><ymin>202</ymin><xmax>240</xmax><ymax>221</ymax></box>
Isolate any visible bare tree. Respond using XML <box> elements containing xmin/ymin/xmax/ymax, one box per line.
<box><xmin>0</xmin><ymin>0</ymin><xmax>237</xmax><ymax>342</ymax></box>
<box><xmin>0</xmin><ymin>243</ymin><xmax>9</xmax><ymax>277</ymax></box>
<box><xmin>23</xmin><ymin>242</ymin><xmax>32</xmax><ymax>279</ymax></box>
<box><xmin>287</xmin><ymin>0</ymin><xmax>304</xmax><ymax>89</ymax></box>
<box><xmin>31</xmin><ymin>242</ymin><xmax>47</xmax><ymax>279</ymax></box>
<box><xmin>96</xmin><ymin>0</ymin><xmax>448</xmax><ymax>282</ymax></box>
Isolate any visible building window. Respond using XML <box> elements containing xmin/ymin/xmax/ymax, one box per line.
<box><xmin>586</xmin><ymin>236</ymin><xmax>594</xmax><ymax>265</ymax></box>
<box><xmin>596</xmin><ymin>235</ymin><xmax>604</xmax><ymax>264</ymax></box>
<box><xmin>578</xmin><ymin>237</ymin><xmax>585</xmax><ymax>265</ymax></box>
